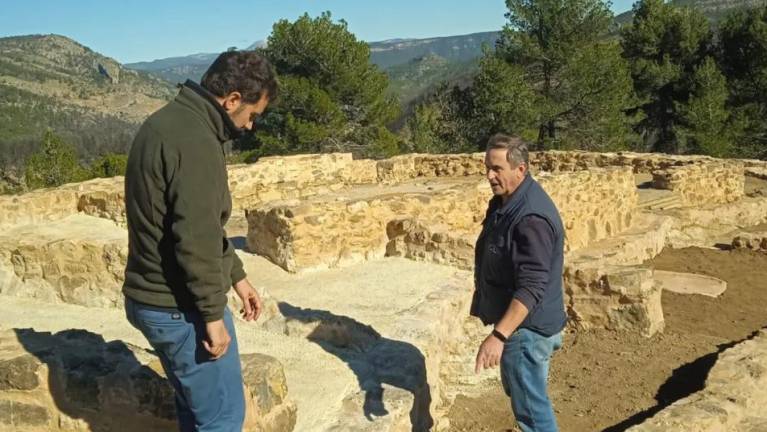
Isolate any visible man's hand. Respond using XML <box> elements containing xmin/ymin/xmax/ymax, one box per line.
<box><xmin>475</xmin><ymin>332</ymin><xmax>505</xmax><ymax>374</ymax></box>
<box><xmin>233</xmin><ymin>278</ymin><xmax>263</xmax><ymax>322</ymax></box>
<box><xmin>203</xmin><ymin>319</ymin><xmax>231</xmax><ymax>360</ymax></box>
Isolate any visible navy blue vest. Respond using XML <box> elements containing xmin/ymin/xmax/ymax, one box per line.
<box><xmin>470</xmin><ymin>174</ymin><xmax>567</xmax><ymax>336</ymax></box>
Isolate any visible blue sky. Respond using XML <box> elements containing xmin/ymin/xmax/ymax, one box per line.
<box><xmin>0</xmin><ymin>0</ymin><xmax>637</xmax><ymax>64</ymax></box>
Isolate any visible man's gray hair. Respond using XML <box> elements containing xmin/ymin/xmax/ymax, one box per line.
<box><xmin>486</xmin><ymin>133</ymin><xmax>529</xmax><ymax>167</ymax></box>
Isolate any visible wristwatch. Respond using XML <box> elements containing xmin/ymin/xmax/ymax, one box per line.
<box><xmin>491</xmin><ymin>329</ymin><xmax>508</xmax><ymax>342</ymax></box>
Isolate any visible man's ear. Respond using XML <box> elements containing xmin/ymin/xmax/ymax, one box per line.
<box><xmin>517</xmin><ymin>162</ymin><xmax>528</xmax><ymax>176</ymax></box>
<box><xmin>221</xmin><ymin>92</ymin><xmax>243</xmax><ymax>112</ymax></box>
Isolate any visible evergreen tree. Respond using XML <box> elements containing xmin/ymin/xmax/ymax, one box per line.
<box><xmin>25</xmin><ymin>130</ymin><xmax>87</xmax><ymax>189</ymax></box>
<box><xmin>718</xmin><ymin>6</ymin><xmax>767</xmax><ymax>158</ymax></box>
<box><xmin>622</xmin><ymin>0</ymin><xmax>715</xmax><ymax>153</ymax></box>
<box><xmin>492</xmin><ymin>0</ymin><xmax>636</xmax><ymax>150</ymax></box>
<box><xmin>252</xmin><ymin>12</ymin><xmax>401</xmax><ymax>159</ymax></box>
<box><xmin>674</xmin><ymin>57</ymin><xmax>734</xmax><ymax>157</ymax></box>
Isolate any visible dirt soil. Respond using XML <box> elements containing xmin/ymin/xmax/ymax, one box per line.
<box><xmin>446</xmin><ymin>247</ymin><xmax>767</xmax><ymax>432</ymax></box>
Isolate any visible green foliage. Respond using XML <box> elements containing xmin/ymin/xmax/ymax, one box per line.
<box><xmin>674</xmin><ymin>57</ymin><xmax>735</xmax><ymax>157</ymax></box>
<box><xmin>401</xmin><ymin>84</ymin><xmax>476</xmax><ymax>154</ymax></box>
<box><xmin>718</xmin><ymin>6</ymin><xmax>767</xmax><ymax>158</ymax></box>
<box><xmin>406</xmin><ymin>103</ymin><xmax>451</xmax><ymax>153</ymax></box>
<box><xmin>468</xmin><ymin>54</ymin><xmax>537</xmax><ymax>145</ymax></box>
<box><xmin>621</xmin><ymin>0</ymin><xmax>715</xmax><ymax>153</ymax></box>
<box><xmin>253</xmin><ymin>12</ymin><xmax>400</xmax><ymax>158</ymax></box>
<box><xmin>385</xmin><ymin>55</ymin><xmax>479</xmax><ymax>107</ymax></box>
<box><xmin>89</xmin><ymin>153</ymin><xmax>128</xmax><ymax>178</ymax></box>
<box><xmin>413</xmin><ymin>0</ymin><xmax>634</xmax><ymax>152</ymax></box>
<box><xmin>24</xmin><ymin>130</ymin><xmax>88</xmax><ymax>189</ymax></box>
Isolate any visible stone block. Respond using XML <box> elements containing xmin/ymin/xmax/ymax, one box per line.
<box><xmin>0</xmin><ymin>329</ymin><xmax>296</xmax><ymax>432</ymax></box>
<box><xmin>628</xmin><ymin>330</ymin><xmax>767</xmax><ymax>431</ymax></box>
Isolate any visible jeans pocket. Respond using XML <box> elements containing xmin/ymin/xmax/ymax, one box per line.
<box><xmin>135</xmin><ymin>307</ymin><xmax>186</xmax><ymax>327</ymax></box>
<box><xmin>532</xmin><ymin>335</ymin><xmax>555</xmax><ymax>363</ymax></box>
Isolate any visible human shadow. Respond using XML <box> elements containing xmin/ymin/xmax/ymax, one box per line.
<box><xmin>12</xmin><ymin>328</ymin><xmax>175</xmax><ymax>432</ymax></box>
<box><xmin>278</xmin><ymin>302</ymin><xmax>434</xmax><ymax>431</ymax></box>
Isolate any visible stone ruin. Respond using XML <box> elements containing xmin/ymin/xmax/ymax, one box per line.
<box><xmin>0</xmin><ymin>150</ymin><xmax>766</xmax><ymax>431</ymax></box>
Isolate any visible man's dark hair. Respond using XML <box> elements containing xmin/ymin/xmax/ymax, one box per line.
<box><xmin>486</xmin><ymin>133</ymin><xmax>530</xmax><ymax>167</ymax></box>
<box><xmin>201</xmin><ymin>51</ymin><xmax>278</xmax><ymax>103</ymax></box>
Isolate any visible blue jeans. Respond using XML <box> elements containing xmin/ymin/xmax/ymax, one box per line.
<box><xmin>501</xmin><ymin>328</ymin><xmax>563</xmax><ymax>432</ymax></box>
<box><xmin>125</xmin><ymin>297</ymin><xmax>245</xmax><ymax>432</ymax></box>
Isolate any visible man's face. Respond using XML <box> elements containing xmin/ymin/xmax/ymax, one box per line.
<box><xmin>223</xmin><ymin>92</ymin><xmax>270</xmax><ymax>130</ymax></box>
<box><xmin>485</xmin><ymin>148</ymin><xmax>527</xmax><ymax>201</ymax></box>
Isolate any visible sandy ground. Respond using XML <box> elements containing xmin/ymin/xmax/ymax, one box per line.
<box><xmin>445</xmin><ymin>246</ymin><xmax>767</xmax><ymax>432</ymax></box>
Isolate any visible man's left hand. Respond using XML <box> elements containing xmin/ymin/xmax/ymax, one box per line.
<box><xmin>233</xmin><ymin>279</ymin><xmax>263</xmax><ymax>322</ymax></box>
<box><xmin>475</xmin><ymin>332</ymin><xmax>505</xmax><ymax>374</ymax></box>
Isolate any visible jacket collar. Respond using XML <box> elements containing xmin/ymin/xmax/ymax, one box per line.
<box><xmin>178</xmin><ymin>79</ymin><xmax>243</xmax><ymax>142</ymax></box>
<box><xmin>490</xmin><ymin>173</ymin><xmax>534</xmax><ymax>215</ymax></box>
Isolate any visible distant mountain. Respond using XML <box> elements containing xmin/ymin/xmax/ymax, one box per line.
<box><xmin>125</xmin><ymin>40</ymin><xmax>267</xmax><ymax>84</ymax></box>
<box><xmin>368</xmin><ymin>31</ymin><xmax>499</xmax><ymax>69</ymax></box>
<box><xmin>125</xmin><ymin>53</ymin><xmax>218</xmax><ymax>84</ymax></box>
<box><xmin>0</xmin><ymin>34</ymin><xmax>176</xmax><ymax>168</ymax></box>
<box><xmin>386</xmin><ymin>54</ymin><xmax>478</xmax><ymax>106</ymax></box>
<box><xmin>126</xmin><ymin>32</ymin><xmax>500</xmax><ymax>105</ymax></box>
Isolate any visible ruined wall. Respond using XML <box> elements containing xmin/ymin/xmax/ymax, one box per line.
<box><xmin>0</xmin><ymin>215</ymin><xmax>128</xmax><ymax>308</ymax></box>
<box><xmin>228</xmin><ymin>153</ymin><xmax>378</xmax><ymax>211</ymax></box>
<box><xmin>247</xmin><ymin>167</ymin><xmax>638</xmax><ymax>273</ymax></box>
<box><xmin>0</xmin><ymin>178</ymin><xmax>124</xmax><ymax>228</ymax></box>
<box><xmin>246</xmin><ymin>180</ymin><xmax>488</xmax><ymax>272</ymax></box>
<box><xmin>375</xmin><ymin>153</ymin><xmax>485</xmax><ymax>183</ymax></box>
<box><xmin>652</xmin><ymin>161</ymin><xmax>745</xmax><ymax>206</ymax></box>
<box><xmin>528</xmin><ymin>150</ymin><xmax>716</xmax><ymax>173</ymax></box>
<box><xmin>538</xmin><ymin>167</ymin><xmax>637</xmax><ymax>250</ymax></box>
<box><xmin>1</xmin><ymin>151</ymin><xmax>751</xmax><ymax>229</ymax></box>
<box><xmin>628</xmin><ymin>329</ymin><xmax>767</xmax><ymax>431</ymax></box>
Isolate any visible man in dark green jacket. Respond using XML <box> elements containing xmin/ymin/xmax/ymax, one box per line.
<box><xmin>123</xmin><ymin>50</ymin><xmax>277</xmax><ymax>431</ymax></box>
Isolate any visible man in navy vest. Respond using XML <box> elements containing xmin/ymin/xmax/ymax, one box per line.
<box><xmin>471</xmin><ymin>133</ymin><xmax>567</xmax><ymax>432</ymax></box>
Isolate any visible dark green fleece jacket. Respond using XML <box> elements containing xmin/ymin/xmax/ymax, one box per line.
<box><xmin>122</xmin><ymin>81</ymin><xmax>246</xmax><ymax>322</ymax></box>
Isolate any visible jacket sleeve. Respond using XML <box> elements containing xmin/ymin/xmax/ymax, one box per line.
<box><xmin>162</xmin><ymin>140</ymin><xmax>228</xmax><ymax>322</ymax></box>
<box><xmin>511</xmin><ymin>215</ymin><xmax>555</xmax><ymax>311</ymax></box>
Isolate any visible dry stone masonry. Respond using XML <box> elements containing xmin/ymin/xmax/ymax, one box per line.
<box><xmin>651</xmin><ymin>161</ymin><xmax>745</xmax><ymax>206</ymax></box>
<box><xmin>1</xmin><ymin>149</ymin><xmax>766</xmax><ymax>431</ymax></box>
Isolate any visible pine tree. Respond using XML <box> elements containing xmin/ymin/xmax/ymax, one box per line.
<box><xmin>621</xmin><ymin>0</ymin><xmax>715</xmax><ymax>153</ymax></box>
<box><xmin>252</xmin><ymin>12</ymin><xmax>401</xmax><ymax>159</ymax></box>
<box><xmin>25</xmin><ymin>130</ymin><xmax>87</xmax><ymax>189</ymax></box>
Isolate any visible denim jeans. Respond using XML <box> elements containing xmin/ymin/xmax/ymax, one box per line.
<box><xmin>125</xmin><ymin>297</ymin><xmax>245</xmax><ymax>432</ymax></box>
<box><xmin>501</xmin><ymin>328</ymin><xmax>563</xmax><ymax>432</ymax></box>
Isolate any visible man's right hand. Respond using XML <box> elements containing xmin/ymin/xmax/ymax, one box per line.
<box><xmin>203</xmin><ymin>319</ymin><xmax>231</xmax><ymax>360</ymax></box>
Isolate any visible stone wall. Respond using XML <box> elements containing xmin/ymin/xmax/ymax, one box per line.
<box><xmin>0</xmin><ymin>329</ymin><xmax>296</xmax><ymax>432</ymax></box>
<box><xmin>528</xmin><ymin>150</ymin><xmax>716</xmax><ymax>173</ymax></box>
<box><xmin>732</xmin><ymin>232</ymin><xmax>767</xmax><ymax>252</ymax></box>
<box><xmin>228</xmin><ymin>153</ymin><xmax>378</xmax><ymax>211</ymax></box>
<box><xmin>230</xmin><ymin>153</ymin><xmax>487</xmax><ymax>211</ymax></box>
<box><xmin>0</xmin><ymin>215</ymin><xmax>128</xmax><ymax>308</ymax></box>
<box><xmin>0</xmin><ymin>178</ymin><xmax>124</xmax><ymax>228</ymax></box>
<box><xmin>375</xmin><ymin>153</ymin><xmax>485</xmax><ymax>184</ymax></box>
<box><xmin>246</xmin><ymin>179</ymin><xmax>488</xmax><ymax>272</ymax></box>
<box><xmin>247</xmin><ymin>167</ymin><xmax>638</xmax><ymax>273</ymax></box>
<box><xmin>652</xmin><ymin>161</ymin><xmax>744</xmax><ymax>206</ymax></box>
<box><xmin>538</xmin><ymin>167</ymin><xmax>637</xmax><ymax>250</ymax></box>
<box><xmin>628</xmin><ymin>329</ymin><xmax>767</xmax><ymax>431</ymax></box>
